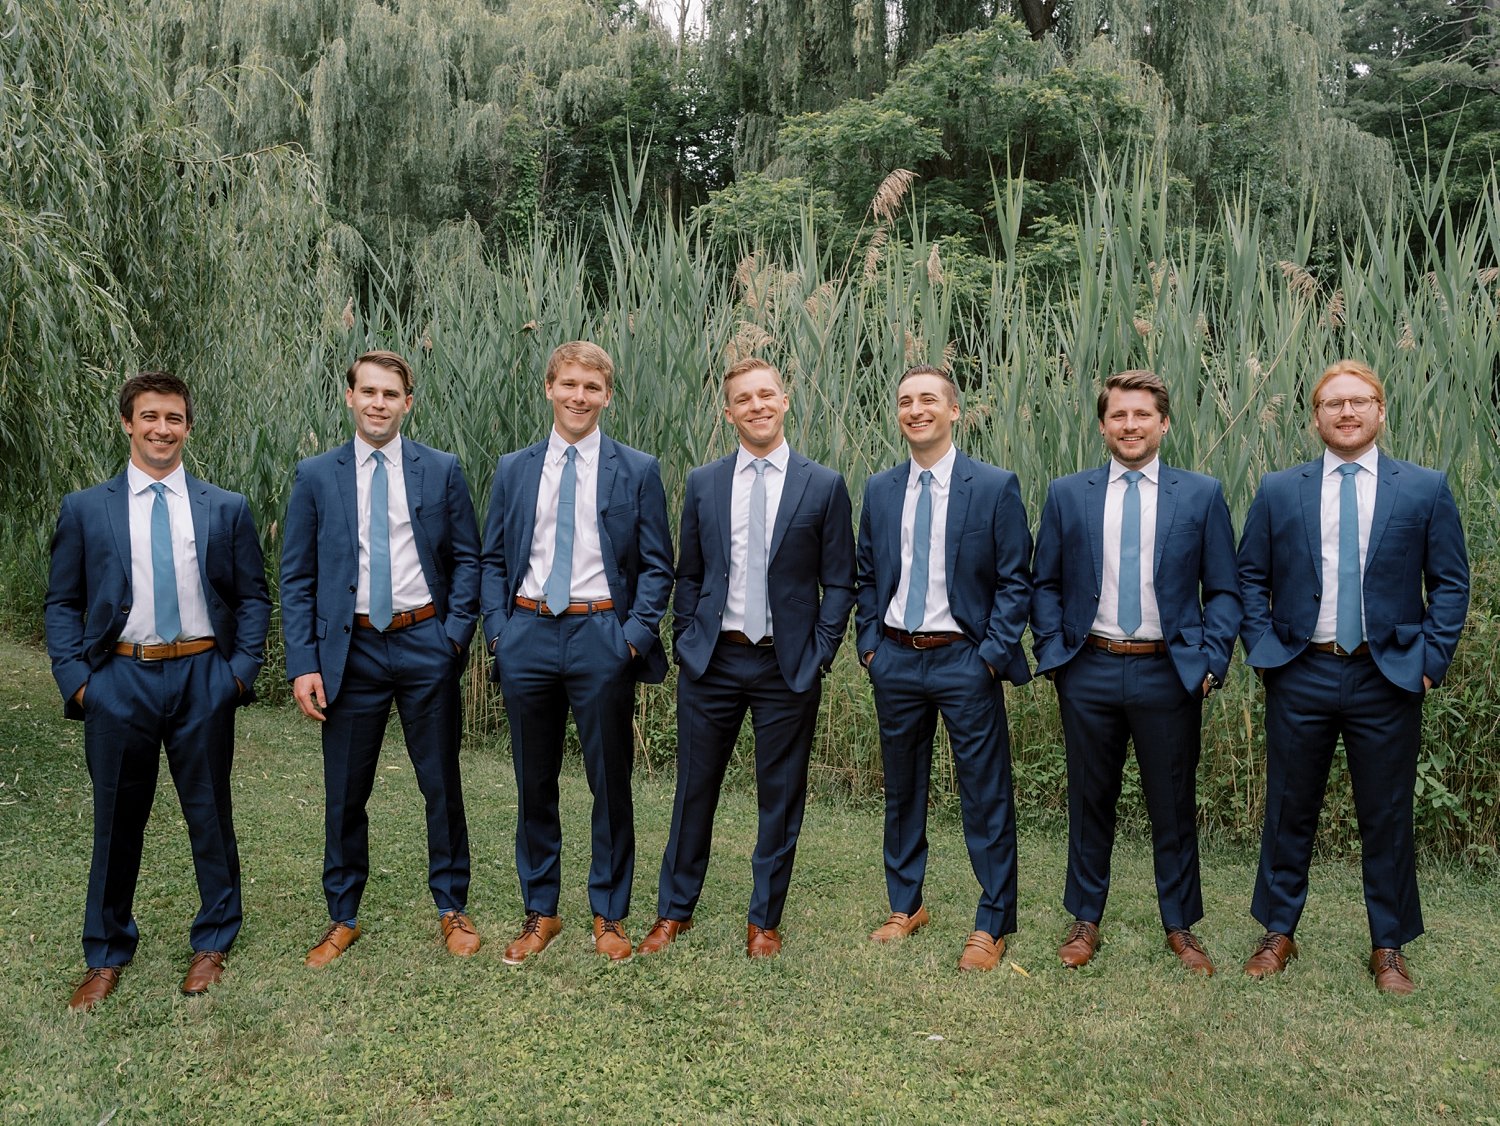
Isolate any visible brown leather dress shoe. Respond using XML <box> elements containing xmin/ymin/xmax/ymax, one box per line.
<box><xmin>636</xmin><ymin>916</ymin><xmax>692</xmax><ymax>955</ymax></box>
<box><xmin>1370</xmin><ymin>947</ymin><xmax>1415</xmax><ymax>995</ymax></box>
<box><xmin>502</xmin><ymin>911</ymin><xmax>562</xmax><ymax>965</ymax></box>
<box><xmin>869</xmin><ymin>905</ymin><xmax>931</xmax><ymax>943</ymax></box>
<box><xmin>1243</xmin><ymin>931</ymin><xmax>1298</xmax><ymax>978</ymax></box>
<box><xmin>1165</xmin><ymin>929</ymin><xmax>1214</xmax><ymax>975</ymax></box>
<box><xmin>958</xmin><ymin>930</ymin><xmax>1004</xmax><ymax>972</ymax></box>
<box><xmin>440</xmin><ymin>911</ymin><xmax>481</xmax><ymax>957</ymax></box>
<box><xmin>593</xmin><ymin>916</ymin><xmax>633</xmax><ymax>961</ymax></box>
<box><xmin>68</xmin><ymin>966</ymin><xmax>122</xmax><ymax>1012</ymax></box>
<box><xmin>182</xmin><ymin>951</ymin><xmax>227</xmax><ymax>995</ymax></box>
<box><xmin>306</xmin><ymin>921</ymin><xmax>362</xmax><ymax>968</ymax></box>
<box><xmin>1058</xmin><ymin>919</ymin><xmax>1101</xmax><ymax>968</ymax></box>
<box><xmin>747</xmin><ymin>923</ymin><xmax>782</xmax><ymax>959</ymax></box>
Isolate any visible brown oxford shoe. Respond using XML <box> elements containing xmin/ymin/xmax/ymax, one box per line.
<box><xmin>957</xmin><ymin>930</ymin><xmax>1004</xmax><ymax>972</ymax></box>
<box><xmin>68</xmin><ymin>966</ymin><xmax>123</xmax><ymax>1013</ymax></box>
<box><xmin>593</xmin><ymin>916</ymin><xmax>633</xmax><ymax>962</ymax></box>
<box><xmin>1058</xmin><ymin>919</ymin><xmax>1101</xmax><ymax>968</ymax></box>
<box><xmin>440</xmin><ymin>911</ymin><xmax>481</xmax><ymax>957</ymax></box>
<box><xmin>181</xmin><ymin>951</ymin><xmax>227</xmax><ymax>995</ymax></box>
<box><xmin>746</xmin><ymin>923</ymin><xmax>782</xmax><ymax>959</ymax></box>
<box><xmin>503</xmin><ymin>911</ymin><xmax>562</xmax><ymax>965</ymax></box>
<box><xmin>636</xmin><ymin>916</ymin><xmax>692</xmax><ymax>956</ymax></box>
<box><xmin>305</xmin><ymin>921</ymin><xmax>361</xmax><ymax>968</ymax></box>
<box><xmin>1165</xmin><ymin>929</ymin><xmax>1214</xmax><ymax>975</ymax></box>
<box><xmin>869</xmin><ymin>905</ymin><xmax>931</xmax><ymax>943</ymax></box>
<box><xmin>1369</xmin><ymin>947</ymin><xmax>1415</xmax><ymax>995</ymax></box>
<box><xmin>1243</xmin><ymin>931</ymin><xmax>1298</xmax><ymax>979</ymax></box>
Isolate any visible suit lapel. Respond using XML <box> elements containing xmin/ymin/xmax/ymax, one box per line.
<box><xmin>1365</xmin><ymin>452</ymin><xmax>1401</xmax><ymax>564</ymax></box>
<box><xmin>517</xmin><ymin>440</ymin><xmax>547</xmax><ymax>558</ymax></box>
<box><xmin>770</xmin><ymin>450</ymin><xmax>811</xmax><ymax>562</ymax></box>
<box><xmin>945</xmin><ymin>452</ymin><xmax>974</xmax><ymax>591</ymax></box>
<box><xmin>1085</xmin><ymin>466</ymin><xmax>1107</xmax><ymax>591</ymax></box>
<box><xmin>402</xmin><ymin>441</ymin><xmax>435</xmax><ymax>578</ymax></box>
<box><xmin>185</xmin><ymin>472</ymin><xmax>211</xmax><ymax>591</ymax></box>
<box><xmin>713</xmin><ymin>454</ymin><xmax>735</xmax><ymax>567</ymax></box>
<box><xmin>881</xmin><ymin>463</ymin><xmax>907</xmax><ymax>590</ymax></box>
<box><xmin>595</xmin><ymin>433</ymin><xmax>619</xmax><ymax>540</ymax></box>
<box><xmin>336</xmin><ymin>440</ymin><xmax>359</xmax><ymax>551</ymax></box>
<box><xmin>1298</xmin><ymin>463</ymin><xmax>1323</xmax><ymax>587</ymax></box>
<box><xmin>1153</xmin><ymin>464</ymin><xmax>1180</xmax><ymax>577</ymax></box>
<box><xmin>105</xmin><ymin>472</ymin><xmax>132</xmax><ymax>585</ymax></box>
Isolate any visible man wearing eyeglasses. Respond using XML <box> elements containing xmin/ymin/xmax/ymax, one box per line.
<box><xmin>1237</xmin><ymin>359</ymin><xmax>1469</xmax><ymax>993</ymax></box>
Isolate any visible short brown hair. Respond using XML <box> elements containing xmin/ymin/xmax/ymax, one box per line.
<box><xmin>119</xmin><ymin>370</ymin><xmax>194</xmax><ymax>427</ymax></box>
<box><xmin>546</xmin><ymin>341</ymin><xmax>614</xmax><ymax>390</ymax></box>
<box><xmin>1097</xmin><ymin>369</ymin><xmax>1170</xmax><ymax>421</ymax></box>
<box><xmin>1311</xmin><ymin>358</ymin><xmax>1384</xmax><ymax>410</ymax></box>
<box><xmin>722</xmin><ymin>357</ymin><xmax>783</xmax><ymax>400</ymax></box>
<box><xmin>347</xmin><ymin>350</ymin><xmax>414</xmax><ymax>395</ymax></box>
<box><xmin>896</xmin><ymin>364</ymin><xmax>958</xmax><ymax>401</ymax></box>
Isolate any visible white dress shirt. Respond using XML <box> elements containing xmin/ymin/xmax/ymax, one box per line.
<box><xmin>521</xmin><ymin>427</ymin><xmax>611</xmax><ymax>602</ymax></box>
<box><xmin>1313</xmin><ymin>446</ymin><xmax>1379</xmax><ymax>644</ymax></box>
<box><xmin>121</xmin><ymin>462</ymin><xmax>213</xmax><ymax>644</ymax></box>
<box><xmin>723</xmin><ymin>440</ymin><xmax>790</xmax><ymax>632</ymax></box>
<box><xmin>884</xmin><ymin>445</ymin><xmax>961</xmax><ymax>633</ymax></box>
<box><xmin>1090</xmin><ymin>456</ymin><xmax>1163</xmax><ymax>641</ymax></box>
<box><xmin>354</xmin><ymin>433</ymin><xmax>432</xmax><ymax>614</ymax></box>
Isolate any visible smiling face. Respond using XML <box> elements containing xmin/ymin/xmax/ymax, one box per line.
<box><xmin>896</xmin><ymin>372</ymin><xmax>960</xmax><ymax>465</ymax></box>
<box><xmin>724</xmin><ymin>364</ymin><xmax>788</xmax><ymax>456</ymax></box>
<box><xmin>547</xmin><ymin>361</ymin><xmax>612</xmax><ymax>443</ymax></box>
<box><xmin>345</xmin><ymin>360</ymin><xmax>412</xmax><ymax>448</ymax></box>
<box><xmin>1098</xmin><ymin>387</ymin><xmax>1169</xmax><ymax>470</ymax></box>
<box><xmin>1314</xmin><ymin>371</ymin><xmax>1385</xmax><ymax>461</ymax></box>
<box><xmin>121</xmin><ymin>392</ymin><xmax>191</xmax><ymax>478</ymax></box>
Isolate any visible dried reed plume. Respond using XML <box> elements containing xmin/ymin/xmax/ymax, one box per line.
<box><xmin>926</xmin><ymin>242</ymin><xmax>944</xmax><ymax>285</ymax></box>
<box><xmin>1323</xmin><ymin>288</ymin><xmax>1345</xmax><ymax>329</ymax></box>
<box><xmin>1133</xmin><ymin>316</ymin><xmax>1153</xmax><ymax>336</ymax></box>
<box><xmin>863</xmin><ymin>227</ymin><xmax>889</xmax><ymax>282</ymax></box>
<box><xmin>871</xmin><ymin>169</ymin><xmax>917</xmax><ymax>223</ymax></box>
<box><xmin>1277</xmin><ymin>261</ymin><xmax>1317</xmax><ymax>301</ymax></box>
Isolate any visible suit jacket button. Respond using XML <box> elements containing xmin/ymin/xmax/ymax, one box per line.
<box><xmin>122</xmin><ymin>605</ymin><xmax>131</xmax><ymax>613</ymax></box>
<box><xmin>348</xmin><ymin>584</ymin><xmax>357</xmax><ymax>593</ymax></box>
<box><xmin>343</xmin><ymin>625</ymin><xmax>351</xmax><ymax>633</ymax></box>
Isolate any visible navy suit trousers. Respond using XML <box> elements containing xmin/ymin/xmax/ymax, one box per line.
<box><xmin>1254</xmin><ymin>649</ymin><xmax>1424</xmax><ymax>948</ymax></box>
<box><xmin>1056</xmin><ymin>647</ymin><xmax>1204</xmax><ymax>930</ymax></box>
<box><xmin>657</xmin><ymin>639</ymin><xmax>821</xmax><ymax>929</ymax></box>
<box><xmin>82</xmin><ymin>649</ymin><xmax>242</xmax><ymax>967</ymax></box>
<box><xmin>500</xmin><ymin>609</ymin><xmax>638</xmax><ymax>920</ymax></box>
<box><xmin>869</xmin><ymin>640</ymin><xmax>1018</xmax><ymax>938</ymax></box>
<box><xmin>321</xmin><ymin>618</ymin><xmax>470</xmax><ymax>923</ymax></box>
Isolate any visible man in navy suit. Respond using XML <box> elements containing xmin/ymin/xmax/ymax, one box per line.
<box><xmin>1238</xmin><ymin>359</ymin><xmax>1469</xmax><ymax>993</ymax></box>
<box><xmin>856</xmin><ymin>365</ymin><xmax>1033</xmax><ymax>972</ymax></box>
<box><xmin>1031</xmin><ymin>369</ymin><xmax>1241</xmax><ymax>974</ymax></box>
<box><xmin>46</xmin><ymin>371</ymin><xmax>270</xmax><ymax>1010</ymax></box>
<box><xmin>636</xmin><ymin>358</ymin><xmax>855</xmax><ymax>960</ymax></box>
<box><xmin>282</xmin><ymin>349</ymin><xmax>483</xmax><ymax>967</ymax></box>
<box><xmin>481</xmin><ymin>341</ymin><xmax>673</xmax><ymax>963</ymax></box>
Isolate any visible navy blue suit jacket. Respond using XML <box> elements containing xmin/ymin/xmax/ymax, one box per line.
<box><xmin>673</xmin><ymin>449</ymin><xmax>856</xmax><ymax>695</ymax></box>
<box><xmin>280</xmin><ymin>438</ymin><xmax>481</xmax><ymax>703</ymax></box>
<box><xmin>1031</xmin><ymin>463</ymin><xmax>1242</xmax><ymax>695</ymax></box>
<box><xmin>1237</xmin><ymin>452</ymin><xmax>1469</xmax><ymax>692</ymax></box>
<box><xmin>856</xmin><ymin>450</ymin><xmax>1033</xmax><ymax>685</ymax></box>
<box><xmin>481</xmin><ymin>431</ymin><xmax>674</xmax><ymax>684</ymax></box>
<box><xmin>45</xmin><ymin>470</ymin><xmax>271</xmax><ymax>718</ymax></box>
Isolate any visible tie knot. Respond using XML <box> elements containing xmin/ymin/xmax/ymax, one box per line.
<box><xmin>1337</xmin><ymin>462</ymin><xmax>1359</xmax><ymax>478</ymax></box>
<box><xmin>1123</xmin><ymin>470</ymin><xmax>1143</xmax><ymax>485</ymax></box>
<box><xmin>149</xmin><ymin>482</ymin><xmax>167</xmax><ymax>497</ymax></box>
<box><xmin>563</xmin><ymin>445</ymin><xmax>577</xmax><ymax>464</ymax></box>
<box><xmin>918</xmin><ymin>469</ymin><xmax>933</xmax><ymax>486</ymax></box>
<box><xmin>371</xmin><ymin>449</ymin><xmax>385</xmax><ymax>466</ymax></box>
<box><xmin>752</xmin><ymin>457</ymin><xmax>768</xmax><ymax>476</ymax></box>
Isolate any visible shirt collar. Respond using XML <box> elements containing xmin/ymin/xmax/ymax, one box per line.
<box><xmin>1108</xmin><ymin>456</ymin><xmax>1160</xmax><ymax>485</ymax></box>
<box><xmin>907</xmin><ymin>444</ymin><xmax>957</xmax><ymax>488</ymax></box>
<box><xmin>355</xmin><ymin>432</ymin><xmax>403</xmax><ymax>468</ymax></box>
<box><xmin>127</xmin><ymin>462</ymin><xmax>188</xmax><ymax>497</ymax></box>
<box><xmin>548</xmin><ymin>426</ymin><xmax>601</xmax><ymax>466</ymax></box>
<box><xmin>736</xmin><ymin>440</ymin><xmax>790</xmax><ymax>474</ymax></box>
<box><xmin>1323</xmin><ymin>446</ymin><xmax>1379</xmax><ymax>478</ymax></box>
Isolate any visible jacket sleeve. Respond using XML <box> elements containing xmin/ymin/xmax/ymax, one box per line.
<box><xmin>621</xmin><ymin>456</ymin><xmax>675</xmax><ymax>659</ymax></box>
<box><xmin>279</xmin><ymin>463</ymin><xmax>322</xmax><ymax>680</ymax></box>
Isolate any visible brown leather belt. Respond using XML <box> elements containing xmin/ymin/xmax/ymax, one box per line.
<box><xmin>884</xmin><ymin>626</ymin><xmax>966</xmax><ymax>650</ymax></box>
<box><xmin>1308</xmin><ymin>640</ymin><xmax>1370</xmax><ymax>658</ymax></box>
<box><xmin>1084</xmin><ymin>634</ymin><xmax>1168</xmax><ymax>656</ymax></box>
<box><xmin>515</xmin><ymin>595</ymin><xmax>615</xmax><ymax>616</ymax></box>
<box><xmin>113</xmin><ymin>638</ymin><xmax>218</xmax><ymax>661</ymax></box>
<box><xmin>722</xmin><ymin>630</ymin><xmax>774</xmax><ymax>647</ymax></box>
<box><xmin>354</xmin><ymin>603</ymin><xmax>437</xmax><ymax>631</ymax></box>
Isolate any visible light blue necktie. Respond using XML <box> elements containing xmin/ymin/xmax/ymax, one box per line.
<box><xmin>744</xmin><ymin>458</ymin><xmax>770</xmax><ymax>642</ymax></box>
<box><xmin>904</xmin><ymin>469</ymin><xmax>934</xmax><ymax>632</ymax></box>
<box><xmin>1337</xmin><ymin>463</ymin><xmax>1363</xmax><ymax>652</ymax></box>
<box><xmin>149</xmin><ymin>482</ymin><xmax>181</xmax><ymax>642</ymax></box>
<box><xmin>1118</xmin><ymin>470</ymin><xmax>1143</xmax><ymax>637</ymax></box>
<box><xmin>369</xmin><ymin>450</ymin><xmax>393</xmax><ymax>631</ymax></box>
<box><xmin>545</xmin><ymin>446</ymin><xmax>578</xmax><ymax>615</ymax></box>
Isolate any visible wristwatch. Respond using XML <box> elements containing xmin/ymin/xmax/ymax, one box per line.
<box><xmin>1203</xmin><ymin>671</ymin><xmax>1220</xmax><ymax>697</ymax></box>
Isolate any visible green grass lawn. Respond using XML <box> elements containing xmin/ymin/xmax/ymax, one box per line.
<box><xmin>1</xmin><ymin>637</ymin><xmax>1497</xmax><ymax>1124</ymax></box>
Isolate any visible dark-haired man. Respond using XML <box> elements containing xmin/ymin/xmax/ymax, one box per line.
<box><xmin>1031</xmin><ymin>369</ymin><xmax>1241</xmax><ymax>974</ymax></box>
<box><xmin>856</xmin><ymin>365</ymin><xmax>1033</xmax><ymax>972</ymax></box>
<box><xmin>282</xmin><ymin>349</ymin><xmax>483</xmax><ymax>967</ymax></box>
<box><xmin>46</xmin><ymin>371</ymin><xmax>270</xmax><ymax>1010</ymax></box>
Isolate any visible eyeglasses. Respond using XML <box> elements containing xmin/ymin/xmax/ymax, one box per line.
<box><xmin>1316</xmin><ymin>396</ymin><xmax>1380</xmax><ymax>416</ymax></box>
